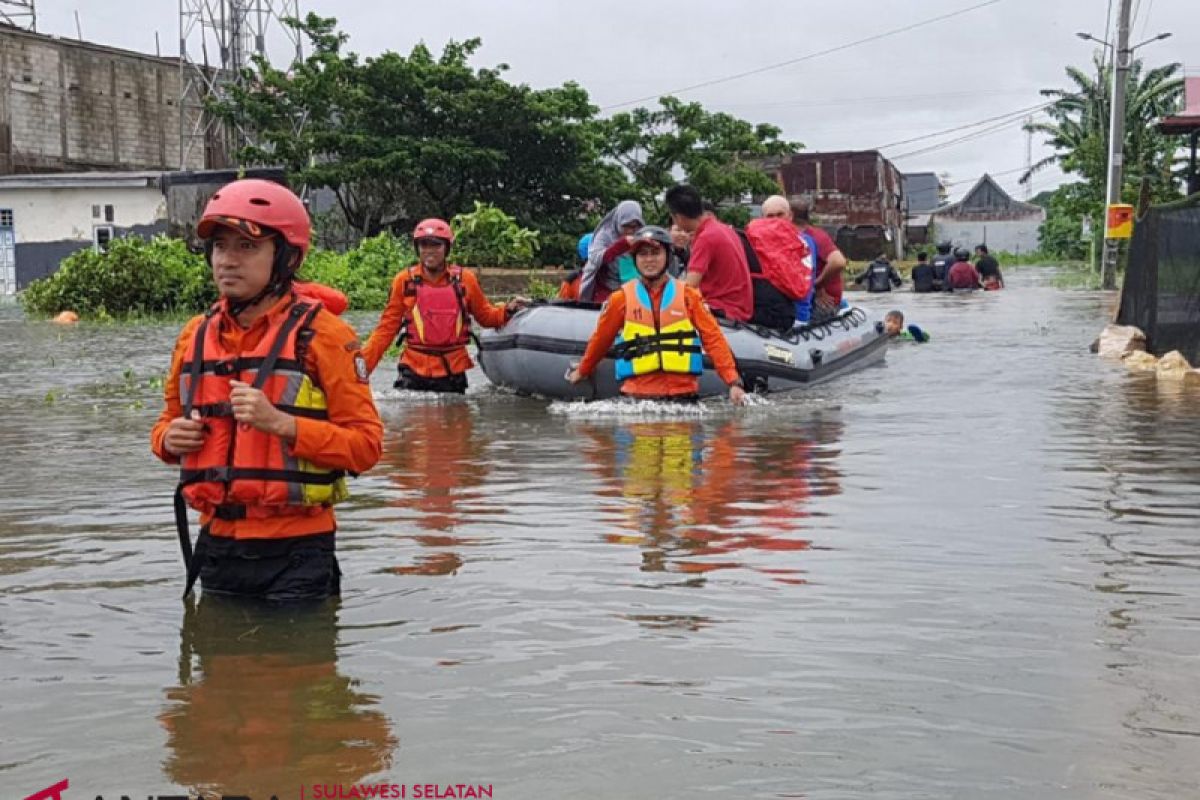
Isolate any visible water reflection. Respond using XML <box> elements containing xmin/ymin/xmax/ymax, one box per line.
<box><xmin>380</xmin><ymin>402</ymin><xmax>496</xmax><ymax>576</ymax></box>
<box><xmin>159</xmin><ymin>597</ymin><xmax>396</xmax><ymax>796</ymax></box>
<box><xmin>575</xmin><ymin>413</ymin><xmax>844</xmax><ymax>584</ymax></box>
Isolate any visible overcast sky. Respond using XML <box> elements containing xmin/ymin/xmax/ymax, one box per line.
<box><xmin>31</xmin><ymin>0</ymin><xmax>1200</xmax><ymax>202</ymax></box>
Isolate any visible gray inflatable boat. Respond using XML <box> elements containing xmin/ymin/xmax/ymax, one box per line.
<box><xmin>478</xmin><ymin>302</ymin><xmax>888</xmax><ymax>400</ymax></box>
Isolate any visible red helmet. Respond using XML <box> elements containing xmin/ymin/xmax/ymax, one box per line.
<box><xmin>413</xmin><ymin>218</ymin><xmax>454</xmax><ymax>245</ymax></box>
<box><xmin>197</xmin><ymin>179</ymin><xmax>311</xmax><ymax>257</ymax></box>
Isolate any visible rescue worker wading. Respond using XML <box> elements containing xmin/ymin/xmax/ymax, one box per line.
<box><xmin>567</xmin><ymin>226</ymin><xmax>747</xmax><ymax>405</ymax></box>
<box><xmin>151</xmin><ymin>179</ymin><xmax>384</xmax><ymax>602</ymax></box>
<box><xmin>362</xmin><ymin>219</ymin><xmax>528</xmax><ymax>393</ymax></box>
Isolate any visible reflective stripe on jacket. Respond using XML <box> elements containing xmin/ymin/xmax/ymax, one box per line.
<box><xmin>613</xmin><ymin>278</ymin><xmax>703</xmax><ymax>380</ymax></box>
<box><xmin>178</xmin><ymin>299</ymin><xmax>348</xmax><ymax>527</ymax></box>
<box><xmin>403</xmin><ymin>265</ymin><xmax>470</xmax><ymax>353</ymax></box>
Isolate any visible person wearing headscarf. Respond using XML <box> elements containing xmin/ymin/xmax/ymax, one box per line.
<box><xmin>578</xmin><ymin>200</ymin><xmax>644</xmax><ymax>302</ymax></box>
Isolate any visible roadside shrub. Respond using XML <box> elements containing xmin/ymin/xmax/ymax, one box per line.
<box><xmin>451</xmin><ymin>202</ymin><xmax>540</xmax><ymax>268</ymax></box>
<box><xmin>21</xmin><ymin>236</ymin><xmax>215</xmax><ymax>318</ymax></box>
<box><xmin>325</xmin><ymin>232</ymin><xmax>407</xmax><ymax>310</ymax></box>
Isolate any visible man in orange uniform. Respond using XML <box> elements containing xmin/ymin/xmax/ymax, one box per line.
<box><xmin>150</xmin><ymin>179</ymin><xmax>383</xmax><ymax>601</ymax></box>
<box><xmin>567</xmin><ymin>226</ymin><xmax>747</xmax><ymax>405</ymax></box>
<box><xmin>362</xmin><ymin>218</ymin><xmax>527</xmax><ymax>393</ymax></box>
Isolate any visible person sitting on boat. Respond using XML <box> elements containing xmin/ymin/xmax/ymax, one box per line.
<box><xmin>910</xmin><ymin>252</ymin><xmax>936</xmax><ymax>293</ymax></box>
<box><xmin>557</xmin><ymin>232</ymin><xmax>592</xmax><ymax>301</ymax></box>
<box><xmin>760</xmin><ymin>195</ymin><xmax>819</xmax><ymax>326</ymax></box>
<box><xmin>566</xmin><ymin>226</ymin><xmax>747</xmax><ymax>405</ymax></box>
<box><xmin>578</xmin><ymin>200</ymin><xmax>645</xmax><ymax>303</ymax></box>
<box><xmin>150</xmin><ymin>178</ymin><xmax>383</xmax><ymax>601</ymax></box>
<box><xmin>788</xmin><ymin>198</ymin><xmax>848</xmax><ymax>322</ymax></box>
<box><xmin>974</xmin><ymin>244</ymin><xmax>1005</xmax><ymax>290</ymax></box>
<box><xmin>853</xmin><ymin>254</ymin><xmax>904</xmax><ymax>293</ymax></box>
<box><xmin>665</xmin><ymin>185</ymin><xmax>754</xmax><ymax>323</ymax></box>
<box><xmin>946</xmin><ymin>247</ymin><xmax>983</xmax><ymax>292</ymax></box>
<box><xmin>884</xmin><ymin>310</ymin><xmax>930</xmax><ymax>343</ymax></box>
<box><xmin>362</xmin><ymin>218</ymin><xmax>528</xmax><ymax>394</ymax></box>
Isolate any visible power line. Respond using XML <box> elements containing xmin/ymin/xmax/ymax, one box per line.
<box><xmin>889</xmin><ymin>115</ymin><xmax>1032</xmax><ymax>161</ymax></box>
<box><xmin>871</xmin><ymin>100</ymin><xmax>1053</xmax><ymax>151</ymax></box>
<box><xmin>600</xmin><ymin>0</ymin><xmax>1004</xmax><ymax>111</ymax></box>
<box><xmin>1138</xmin><ymin>0</ymin><xmax>1156</xmax><ymax>38</ymax></box>
<box><xmin>717</xmin><ymin>87</ymin><xmax>1037</xmax><ymax>111</ymax></box>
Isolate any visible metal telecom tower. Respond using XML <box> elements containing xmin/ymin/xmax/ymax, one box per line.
<box><xmin>178</xmin><ymin>0</ymin><xmax>302</xmax><ymax>169</ymax></box>
<box><xmin>0</xmin><ymin>0</ymin><xmax>37</xmax><ymax>30</ymax></box>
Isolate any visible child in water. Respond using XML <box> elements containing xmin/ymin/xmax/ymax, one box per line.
<box><xmin>884</xmin><ymin>310</ymin><xmax>930</xmax><ymax>343</ymax></box>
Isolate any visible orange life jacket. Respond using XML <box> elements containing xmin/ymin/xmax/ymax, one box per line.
<box><xmin>401</xmin><ymin>266</ymin><xmax>471</xmax><ymax>356</ymax></box>
<box><xmin>177</xmin><ymin>298</ymin><xmax>348</xmax><ymax>527</ymax></box>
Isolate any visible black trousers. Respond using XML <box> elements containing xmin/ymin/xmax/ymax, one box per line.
<box><xmin>194</xmin><ymin>528</ymin><xmax>340</xmax><ymax>602</ymax></box>
<box><xmin>394</xmin><ymin>365</ymin><xmax>468</xmax><ymax>394</ymax></box>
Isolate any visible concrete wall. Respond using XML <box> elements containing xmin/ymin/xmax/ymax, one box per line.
<box><xmin>1</xmin><ymin>27</ymin><xmax>208</xmax><ymax>173</ymax></box>
<box><xmin>933</xmin><ymin>217</ymin><xmax>1044</xmax><ymax>254</ymax></box>
<box><xmin>0</xmin><ymin>185</ymin><xmax>165</xmax><ymax>241</ymax></box>
<box><xmin>14</xmin><ymin>221</ymin><xmax>167</xmax><ymax>288</ymax></box>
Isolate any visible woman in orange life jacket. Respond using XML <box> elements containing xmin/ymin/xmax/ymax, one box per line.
<box><xmin>150</xmin><ymin>178</ymin><xmax>383</xmax><ymax>602</ymax></box>
<box><xmin>361</xmin><ymin>218</ymin><xmax>529</xmax><ymax>393</ymax></box>
<box><xmin>567</xmin><ymin>225</ymin><xmax>747</xmax><ymax>405</ymax></box>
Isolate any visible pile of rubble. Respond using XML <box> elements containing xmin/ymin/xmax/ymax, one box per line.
<box><xmin>1095</xmin><ymin>325</ymin><xmax>1200</xmax><ymax>384</ymax></box>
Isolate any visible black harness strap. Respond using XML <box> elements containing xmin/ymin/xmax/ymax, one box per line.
<box><xmin>251</xmin><ymin>302</ymin><xmax>317</xmax><ymax>390</ymax></box>
<box><xmin>611</xmin><ymin>330</ymin><xmax>703</xmax><ymax>360</ymax></box>
<box><xmin>175</xmin><ymin>300</ymin><xmax>323</xmax><ymax>598</ymax></box>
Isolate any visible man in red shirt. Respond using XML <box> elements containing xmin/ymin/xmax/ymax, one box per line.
<box><xmin>789</xmin><ymin>198</ymin><xmax>848</xmax><ymax>320</ymax></box>
<box><xmin>665</xmin><ymin>184</ymin><xmax>753</xmax><ymax>322</ymax></box>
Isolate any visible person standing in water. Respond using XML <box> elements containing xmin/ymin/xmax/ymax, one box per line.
<box><xmin>150</xmin><ymin>178</ymin><xmax>383</xmax><ymax>601</ymax></box>
<box><xmin>361</xmin><ymin>218</ymin><xmax>527</xmax><ymax>394</ymax></box>
<box><xmin>567</xmin><ymin>226</ymin><xmax>746</xmax><ymax>405</ymax></box>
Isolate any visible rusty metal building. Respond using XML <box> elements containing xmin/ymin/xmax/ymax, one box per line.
<box><xmin>773</xmin><ymin>150</ymin><xmax>905</xmax><ymax>259</ymax></box>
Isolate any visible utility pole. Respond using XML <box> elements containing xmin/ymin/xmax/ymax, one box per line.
<box><xmin>1101</xmin><ymin>0</ymin><xmax>1133</xmax><ymax>291</ymax></box>
<box><xmin>1024</xmin><ymin>115</ymin><xmax>1033</xmax><ymax>201</ymax></box>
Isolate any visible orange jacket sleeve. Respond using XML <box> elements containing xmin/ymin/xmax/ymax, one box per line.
<box><xmin>685</xmin><ymin>287</ymin><xmax>741</xmax><ymax>385</ymax></box>
<box><xmin>289</xmin><ymin>312</ymin><xmax>383</xmax><ymax>475</ymax></box>
<box><xmin>150</xmin><ymin>314</ymin><xmax>206</xmax><ymax>465</ymax></box>
<box><xmin>361</xmin><ymin>271</ymin><xmax>412</xmax><ymax>373</ymax></box>
<box><xmin>461</xmin><ymin>269</ymin><xmax>509</xmax><ymax>329</ymax></box>
<box><xmin>577</xmin><ymin>290</ymin><xmax>627</xmax><ymax>378</ymax></box>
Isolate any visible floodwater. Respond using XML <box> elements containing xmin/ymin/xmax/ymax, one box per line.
<box><xmin>1</xmin><ymin>268</ymin><xmax>1198</xmax><ymax>799</ymax></box>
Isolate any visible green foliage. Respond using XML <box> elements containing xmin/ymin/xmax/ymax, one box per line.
<box><xmin>20</xmin><ymin>236</ymin><xmax>215</xmax><ymax>318</ymax></box>
<box><xmin>1023</xmin><ymin>56</ymin><xmax>1184</xmax><ymax>205</ymax></box>
<box><xmin>450</xmin><ymin>202</ymin><xmax>539</xmax><ymax>268</ymax></box>
<box><xmin>214</xmin><ymin>15</ymin><xmax>623</xmax><ymax>254</ymax></box>
<box><xmin>602</xmin><ymin>95</ymin><xmax>800</xmax><ymax>221</ymax></box>
<box><xmin>211</xmin><ymin>16</ymin><xmax>798</xmax><ymax>265</ymax></box>
<box><xmin>1034</xmin><ymin>183</ymin><xmax>1098</xmax><ymax>261</ymax></box>
<box><xmin>300</xmin><ymin>232</ymin><xmax>408</xmax><ymax>310</ymax></box>
<box><xmin>525</xmin><ymin>275</ymin><xmax>561</xmax><ymax>301</ymax></box>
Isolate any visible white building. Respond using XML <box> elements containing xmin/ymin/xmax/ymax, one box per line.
<box><xmin>0</xmin><ymin>171</ymin><xmax>166</xmax><ymax>295</ymax></box>
<box><xmin>930</xmin><ymin>174</ymin><xmax>1045</xmax><ymax>255</ymax></box>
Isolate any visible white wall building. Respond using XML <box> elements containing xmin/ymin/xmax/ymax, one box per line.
<box><xmin>0</xmin><ymin>171</ymin><xmax>166</xmax><ymax>294</ymax></box>
<box><xmin>931</xmin><ymin>174</ymin><xmax>1044</xmax><ymax>255</ymax></box>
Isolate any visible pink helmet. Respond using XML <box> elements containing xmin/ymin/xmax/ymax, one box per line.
<box><xmin>197</xmin><ymin>179</ymin><xmax>311</xmax><ymax>257</ymax></box>
<box><xmin>413</xmin><ymin>218</ymin><xmax>454</xmax><ymax>245</ymax></box>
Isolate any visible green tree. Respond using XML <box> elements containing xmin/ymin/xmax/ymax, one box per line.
<box><xmin>601</xmin><ymin>96</ymin><xmax>799</xmax><ymax>222</ymax></box>
<box><xmin>1022</xmin><ymin>56</ymin><xmax>1183</xmax><ymax>260</ymax></box>
<box><xmin>213</xmin><ymin>14</ymin><xmax>623</xmax><ymax>263</ymax></box>
<box><xmin>1023</xmin><ymin>56</ymin><xmax>1183</xmax><ymax>202</ymax></box>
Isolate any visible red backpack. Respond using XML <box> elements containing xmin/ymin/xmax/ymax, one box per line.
<box><xmin>745</xmin><ymin>217</ymin><xmax>813</xmax><ymax>300</ymax></box>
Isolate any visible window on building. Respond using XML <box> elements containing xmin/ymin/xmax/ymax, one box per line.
<box><xmin>0</xmin><ymin>209</ymin><xmax>13</xmax><ymax>228</ymax></box>
<box><xmin>104</xmin><ymin>205</ymin><xmax>115</xmax><ymax>223</ymax></box>
<box><xmin>94</xmin><ymin>226</ymin><xmax>114</xmax><ymax>253</ymax></box>
<box><xmin>92</xmin><ymin>205</ymin><xmax>101</xmax><ymax>219</ymax></box>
